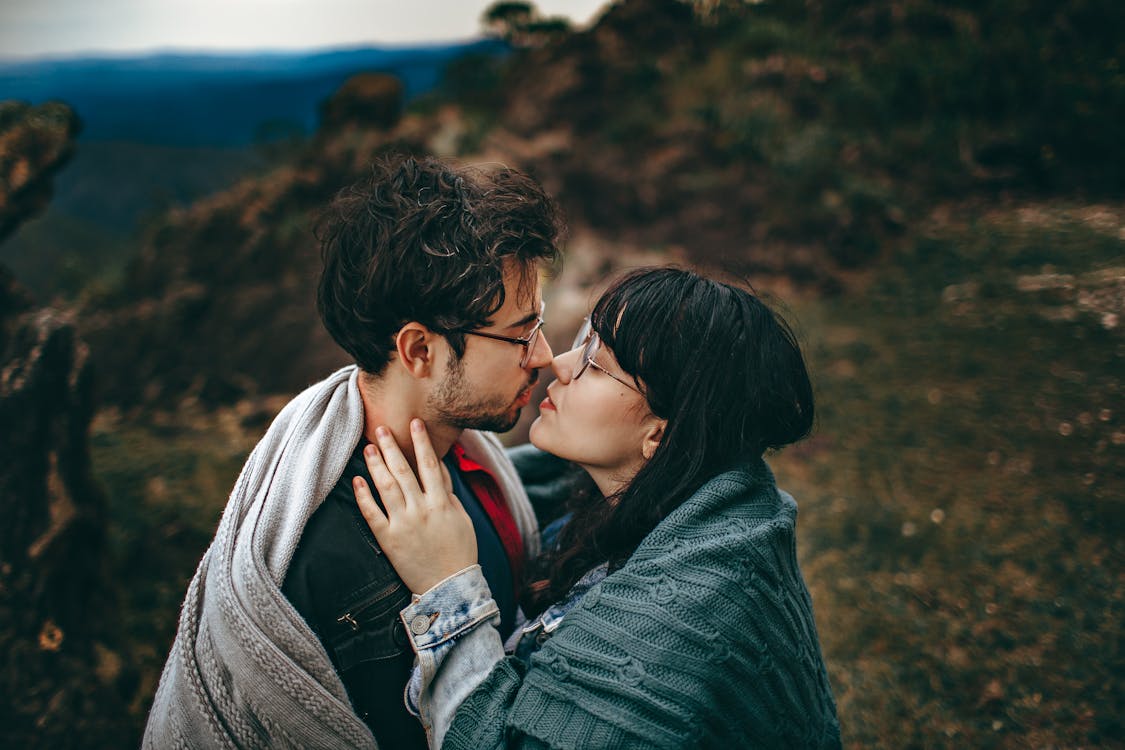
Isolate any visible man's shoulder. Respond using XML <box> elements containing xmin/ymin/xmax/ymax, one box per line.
<box><xmin>283</xmin><ymin>454</ymin><xmax>402</xmax><ymax>623</ymax></box>
<box><xmin>297</xmin><ymin>479</ymin><xmax>383</xmax><ymax>569</ymax></box>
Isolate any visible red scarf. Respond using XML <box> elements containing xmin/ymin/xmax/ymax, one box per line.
<box><xmin>452</xmin><ymin>442</ymin><xmax>525</xmax><ymax>588</ymax></box>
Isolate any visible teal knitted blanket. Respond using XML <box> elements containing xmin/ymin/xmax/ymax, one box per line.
<box><xmin>444</xmin><ymin>458</ymin><xmax>841</xmax><ymax>749</ymax></box>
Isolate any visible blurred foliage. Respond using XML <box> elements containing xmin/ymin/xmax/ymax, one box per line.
<box><xmin>693</xmin><ymin>0</ymin><xmax>1125</xmax><ymax>189</ymax></box>
<box><xmin>319</xmin><ymin>73</ymin><xmax>404</xmax><ymax>133</ymax></box>
<box><xmin>0</xmin><ymin>141</ymin><xmax>267</xmax><ymax>301</ymax></box>
<box><xmin>690</xmin><ymin>0</ymin><xmax>1125</xmax><ymax>240</ymax></box>
<box><xmin>461</xmin><ymin>0</ymin><xmax>1123</xmax><ymax>269</ymax></box>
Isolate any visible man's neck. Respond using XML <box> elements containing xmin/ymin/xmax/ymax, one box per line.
<box><xmin>357</xmin><ymin>370</ymin><xmax>462</xmax><ymax>467</ymax></box>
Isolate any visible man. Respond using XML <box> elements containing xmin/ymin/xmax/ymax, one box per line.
<box><xmin>144</xmin><ymin>155</ymin><xmax>561</xmax><ymax>749</ymax></box>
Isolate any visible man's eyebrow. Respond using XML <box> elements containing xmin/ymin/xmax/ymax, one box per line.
<box><xmin>502</xmin><ymin>305</ymin><xmax>542</xmax><ymax>331</ymax></box>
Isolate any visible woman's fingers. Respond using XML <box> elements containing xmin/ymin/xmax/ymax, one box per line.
<box><xmin>373</xmin><ymin>426</ymin><xmax>423</xmax><ymax>501</ymax></box>
<box><xmin>363</xmin><ymin>440</ymin><xmax>407</xmax><ymax>516</ymax></box>
<box><xmin>409</xmin><ymin>419</ymin><xmax>446</xmax><ymax>503</ymax></box>
<box><xmin>352</xmin><ymin>476</ymin><xmax>388</xmax><ymax>531</ymax></box>
<box><xmin>351</xmin><ymin>422</ymin><xmax>479</xmax><ymax>594</ymax></box>
<box><xmin>410</xmin><ymin>419</ymin><xmax>458</xmax><ymax>507</ymax></box>
<box><xmin>440</xmin><ymin>460</ymin><xmax>454</xmax><ymax>498</ymax></box>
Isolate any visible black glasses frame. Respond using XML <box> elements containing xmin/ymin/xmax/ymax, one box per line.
<box><xmin>456</xmin><ymin>301</ymin><xmax>545</xmax><ymax>368</ymax></box>
<box><xmin>571</xmin><ymin>318</ymin><xmax>641</xmax><ymax>393</ymax></box>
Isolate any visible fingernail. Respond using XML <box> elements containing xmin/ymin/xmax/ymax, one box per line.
<box><xmin>411</xmin><ymin>418</ymin><xmax>423</xmax><ymax>432</ymax></box>
<box><xmin>376</xmin><ymin>426</ymin><xmax>389</xmax><ymax>439</ymax></box>
<box><xmin>364</xmin><ymin>445</ymin><xmax>376</xmax><ymax>458</ymax></box>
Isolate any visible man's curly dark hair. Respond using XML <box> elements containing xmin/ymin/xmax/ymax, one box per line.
<box><xmin>316</xmin><ymin>155</ymin><xmax>563</xmax><ymax>375</ymax></box>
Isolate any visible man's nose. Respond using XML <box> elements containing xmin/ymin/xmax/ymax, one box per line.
<box><xmin>526</xmin><ymin>330</ymin><xmax>554</xmax><ymax>370</ymax></box>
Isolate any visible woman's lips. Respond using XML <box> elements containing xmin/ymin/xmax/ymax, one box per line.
<box><xmin>539</xmin><ymin>396</ymin><xmax>556</xmax><ymax>411</ymax></box>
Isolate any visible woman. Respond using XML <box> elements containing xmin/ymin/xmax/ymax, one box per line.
<box><xmin>355</xmin><ymin>267</ymin><xmax>841</xmax><ymax>749</ymax></box>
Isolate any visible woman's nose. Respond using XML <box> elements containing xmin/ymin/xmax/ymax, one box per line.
<box><xmin>550</xmin><ymin>345</ymin><xmax>581</xmax><ymax>384</ymax></box>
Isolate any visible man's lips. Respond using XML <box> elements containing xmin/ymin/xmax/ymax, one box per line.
<box><xmin>541</xmin><ymin>383</ymin><xmax>559</xmax><ymax>411</ymax></box>
<box><xmin>514</xmin><ymin>373</ymin><xmax>539</xmax><ymax>406</ymax></box>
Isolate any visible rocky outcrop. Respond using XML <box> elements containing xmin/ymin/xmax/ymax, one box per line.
<box><xmin>0</xmin><ymin>101</ymin><xmax>81</xmax><ymax>244</ymax></box>
<box><xmin>0</xmin><ymin>295</ymin><xmax>104</xmax><ymax>626</ymax></box>
<box><xmin>0</xmin><ymin>277</ymin><xmax>128</xmax><ymax>747</ymax></box>
<box><xmin>319</xmin><ymin>72</ymin><xmax>404</xmax><ymax>133</ymax></box>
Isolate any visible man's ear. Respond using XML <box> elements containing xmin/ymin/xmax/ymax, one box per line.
<box><xmin>641</xmin><ymin>418</ymin><xmax>667</xmax><ymax>460</ymax></box>
<box><xmin>394</xmin><ymin>323</ymin><xmax>438</xmax><ymax>378</ymax></box>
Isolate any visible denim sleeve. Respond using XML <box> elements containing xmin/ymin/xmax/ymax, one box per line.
<box><xmin>400</xmin><ymin>565</ymin><xmax>506</xmax><ymax>749</ymax></box>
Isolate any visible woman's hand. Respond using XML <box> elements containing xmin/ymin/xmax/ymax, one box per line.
<box><xmin>353</xmin><ymin>419</ymin><xmax>478</xmax><ymax>595</ymax></box>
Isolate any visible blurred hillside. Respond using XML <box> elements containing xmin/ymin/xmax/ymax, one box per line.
<box><xmin>1</xmin><ymin>0</ymin><xmax>1123</xmax><ymax>747</ymax></box>
<box><xmin>0</xmin><ymin>43</ymin><xmax>507</xmax><ymax>145</ymax></box>
<box><xmin>0</xmin><ymin>40</ymin><xmax>506</xmax><ymax>299</ymax></box>
<box><xmin>1</xmin><ymin>141</ymin><xmax>263</xmax><ymax>298</ymax></box>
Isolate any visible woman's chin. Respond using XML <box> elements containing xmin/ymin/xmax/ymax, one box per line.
<box><xmin>528</xmin><ymin>418</ymin><xmax>552</xmax><ymax>453</ymax></box>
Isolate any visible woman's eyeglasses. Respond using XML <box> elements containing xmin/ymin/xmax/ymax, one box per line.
<box><xmin>455</xmin><ymin>301</ymin><xmax>545</xmax><ymax>368</ymax></box>
<box><xmin>571</xmin><ymin>318</ymin><xmax>641</xmax><ymax>393</ymax></box>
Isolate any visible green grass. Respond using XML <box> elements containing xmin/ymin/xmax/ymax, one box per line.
<box><xmin>771</xmin><ymin>207</ymin><xmax>1125</xmax><ymax>748</ymax></box>
<box><xmin>90</xmin><ymin>406</ymin><xmax>261</xmax><ymax>731</ymax></box>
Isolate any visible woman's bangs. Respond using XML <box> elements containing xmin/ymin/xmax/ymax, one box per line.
<box><xmin>589</xmin><ymin>271</ymin><xmax>672</xmax><ymax>381</ymax></box>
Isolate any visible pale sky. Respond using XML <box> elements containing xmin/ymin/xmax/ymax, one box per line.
<box><xmin>0</xmin><ymin>0</ymin><xmax>612</xmax><ymax>59</ymax></box>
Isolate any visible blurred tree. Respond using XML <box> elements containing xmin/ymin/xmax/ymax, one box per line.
<box><xmin>483</xmin><ymin>2</ymin><xmax>535</xmax><ymax>41</ymax></box>
<box><xmin>318</xmin><ymin>73</ymin><xmax>404</xmax><ymax>133</ymax></box>
<box><xmin>482</xmin><ymin>1</ymin><xmax>572</xmax><ymax>47</ymax></box>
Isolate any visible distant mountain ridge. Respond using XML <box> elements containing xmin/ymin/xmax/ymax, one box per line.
<box><xmin>0</xmin><ymin>40</ymin><xmax>507</xmax><ymax>146</ymax></box>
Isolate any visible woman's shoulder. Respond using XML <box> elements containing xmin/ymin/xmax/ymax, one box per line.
<box><xmin>527</xmin><ymin>464</ymin><xmax>834</xmax><ymax>747</ymax></box>
<box><xmin>593</xmin><ymin>460</ymin><xmax>803</xmax><ymax>624</ymax></box>
<box><xmin>639</xmin><ymin>457</ymin><xmax>797</xmax><ymax>551</ymax></box>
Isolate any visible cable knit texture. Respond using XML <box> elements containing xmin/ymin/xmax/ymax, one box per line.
<box><xmin>142</xmin><ymin>365</ymin><xmax>539</xmax><ymax>749</ymax></box>
<box><xmin>443</xmin><ymin>457</ymin><xmax>841</xmax><ymax>750</ymax></box>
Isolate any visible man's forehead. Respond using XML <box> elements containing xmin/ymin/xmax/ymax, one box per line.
<box><xmin>496</xmin><ymin>262</ymin><xmax>542</xmax><ymax>322</ymax></box>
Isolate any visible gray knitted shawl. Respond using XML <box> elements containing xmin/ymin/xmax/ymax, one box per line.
<box><xmin>445</xmin><ymin>458</ymin><xmax>840</xmax><ymax>749</ymax></box>
<box><xmin>143</xmin><ymin>365</ymin><xmax>539</xmax><ymax>749</ymax></box>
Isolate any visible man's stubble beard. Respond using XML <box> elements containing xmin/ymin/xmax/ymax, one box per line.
<box><xmin>428</xmin><ymin>353</ymin><xmax>535</xmax><ymax>433</ymax></box>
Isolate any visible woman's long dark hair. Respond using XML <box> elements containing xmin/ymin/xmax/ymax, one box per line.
<box><xmin>522</xmin><ymin>267</ymin><xmax>815</xmax><ymax>615</ymax></box>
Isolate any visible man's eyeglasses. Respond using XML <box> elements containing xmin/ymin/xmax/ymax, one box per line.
<box><xmin>456</xmin><ymin>301</ymin><xmax>545</xmax><ymax>368</ymax></box>
<box><xmin>571</xmin><ymin>318</ymin><xmax>641</xmax><ymax>393</ymax></box>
